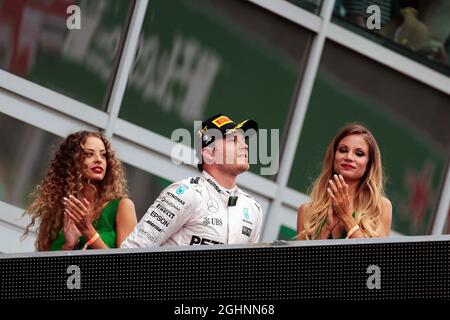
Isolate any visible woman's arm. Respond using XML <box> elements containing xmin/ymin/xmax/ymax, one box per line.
<box><xmin>341</xmin><ymin>198</ymin><xmax>392</xmax><ymax>239</ymax></box>
<box><xmin>64</xmin><ymin>195</ymin><xmax>109</xmax><ymax>249</ymax></box>
<box><xmin>297</xmin><ymin>204</ymin><xmax>307</xmax><ymax>240</ymax></box>
<box><xmin>115</xmin><ymin>198</ymin><xmax>137</xmax><ymax>247</ymax></box>
<box><xmin>380</xmin><ymin>197</ymin><xmax>392</xmax><ymax>237</ymax></box>
<box><xmin>78</xmin><ymin>198</ymin><xmax>137</xmax><ymax>249</ymax></box>
<box><xmin>69</xmin><ymin>198</ymin><xmax>137</xmax><ymax>249</ymax></box>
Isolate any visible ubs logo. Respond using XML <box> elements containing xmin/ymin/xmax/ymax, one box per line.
<box><xmin>203</xmin><ymin>217</ymin><xmax>223</xmax><ymax>226</ymax></box>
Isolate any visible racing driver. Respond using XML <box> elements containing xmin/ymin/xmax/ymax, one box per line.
<box><xmin>121</xmin><ymin>113</ymin><xmax>263</xmax><ymax>247</ymax></box>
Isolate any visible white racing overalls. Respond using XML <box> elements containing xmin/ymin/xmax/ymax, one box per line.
<box><xmin>121</xmin><ymin>171</ymin><xmax>263</xmax><ymax>247</ymax></box>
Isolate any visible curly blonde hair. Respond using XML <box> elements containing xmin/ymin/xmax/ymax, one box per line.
<box><xmin>23</xmin><ymin>131</ymin><xmax>127</xmax><ymax>251</ymax></box>
<box><xmin>298</xmin><ymin>124</ymin><xmax>385</xmax><ymax>240</ymax></box>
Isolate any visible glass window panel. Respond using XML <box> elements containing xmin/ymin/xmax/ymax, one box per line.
<box><xmin>120</xmin><ymin>0</ymin><xmax>313</xmax><ymax>177</ymax></box>
<box><xmin>0</xmin><ymin>112</ymin><xmax>172</xmax><ymax>223</ymax></box>
<box><xmin>276</xmin><ymin>205</ymin><xmax>298</xmax><ymax>240</ymax></box>
<box><xmin>0</xmin><ymin>114</ymin><xmax>62</xmax><ymax>209</ymax></box>
<box><xmin>288</xmin><ymin>40</ymin><xmax>450</xmax><ymax>236</ymax></box>
<box><xmin>333</xmin><ymin>0</ymin><xmax>450</xmax><ymax>76</ymax></box>
<box><xmin>0</xmin><ymin>0</ymin><xmax>133</xmax><ymax>109</ymax></box>
<box><xmin>286</xmin><ymin>0</ymin><xmax>323</xmax><ymax>14</ymax></box>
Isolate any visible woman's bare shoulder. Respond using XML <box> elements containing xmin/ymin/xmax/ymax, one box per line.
<box><xmin>381</xmin><ymin>197</ymin><xmax>392</xmax><ymax>212</ymax></box>
<box><xmin>298</xmin><ymin>202</ymin><xmax>311</xmax><ymax>214</ymax></box>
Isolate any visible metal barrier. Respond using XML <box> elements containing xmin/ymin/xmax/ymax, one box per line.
<box><xmin>1</xmin><ymin>235</ymin><xmax>449</xmax><ymax>301</ymax></box>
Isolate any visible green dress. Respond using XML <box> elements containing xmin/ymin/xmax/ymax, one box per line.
<box><xmin>314</xmin><ymin>211</ymin><xmax>357</xmax><ymax>240</ymax></box>
<box><xmin>50</xmin><ymin>198</ymin><xmax>120</xmax><ymax>250</ymax></box>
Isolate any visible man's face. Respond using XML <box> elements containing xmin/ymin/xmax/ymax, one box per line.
<box><xmin>203</xmin><ymin>131</ymin><xmax>249</xmax><ymax>175</ymax></box>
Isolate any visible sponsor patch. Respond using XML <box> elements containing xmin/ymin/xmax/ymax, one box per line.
<box><xmin>190</xmin><ymin>235</ymin><xmax>224</xmax><ymax>245</ymax></box>
<box><xmin>167</xmin><ymin>192</ymin><xmax>186</xmax><ymax>205</ymax></box>
<box><xmin>243</xmin><ymin>208</ymin><xmax>250</xmax><ymax>220</ymax></box>
<box><xmin>139</xmin><ymin>230</ymin><xmax>160</xmax><ymax>243</ymax></box>
<box><xmin>150</xmin><ymin>210</ymin><xmax>170</xmax><ymax>227</ymax></box>
<box><xmin>190</xmin><ymin>177</ymin><xmax>200</xmax><ymax>184</ymax></box>
<box><xmin>202</xmin><ymin>217</ymin><xmax>223</xmax><ymax>226</ymax></box>
<box><xmin>145</xmin><ymin>219</ymin><xmax>162</xmax><ymax>232</ymax></box>
<box><xmin>161</xmin><ymin>198</ymin><xmax>181</xmax><ymax>211</ymax></box>
<box><xmin>156</xmin><ymin>203</ymin><xmax>175</xmax><ymax>219</ymax></box>
<box><xmin>176</xmin><ymin>185</ymin><xmax>189</xmax><ymax>195</ymax></box>
<box><xmin>207</xmin><ymin>179</ymin><xmax>222</xmax><ymax>194</ymax></box>
<box><xmin>212</xmin><ymin>116</ymin><xmax>232</xmax><ymax>128</ymax></box>
<box><xmin>207</xmin><ymin>198</ymin><xmax>219</xmax><ymax>213</ymax></box>
<box><xmin>242</xmin><ymin>226</ymin><xmax>252</xmax><ymax>237</ymax></box>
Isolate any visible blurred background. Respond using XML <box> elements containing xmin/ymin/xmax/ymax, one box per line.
<box><xmin>0</xmin><ymin>0</ymin><xmax>449</xmax><ymax>252</ymax></box>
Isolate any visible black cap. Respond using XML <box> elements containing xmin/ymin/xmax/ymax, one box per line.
<box><xmin>198</xmin><ymin>113</ymin><xmax>258</xmax><ymax>148</ymax></box>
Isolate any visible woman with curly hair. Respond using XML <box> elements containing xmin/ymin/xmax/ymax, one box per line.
<box><xmin>297</xmin><ymin>124</ymin><xmax>392</xmax><ymax>240</ymax></box>
<box><xmin>23</xmin><ymin>131</ymin><xmax>137</xmax><ymax>251</ymax></box>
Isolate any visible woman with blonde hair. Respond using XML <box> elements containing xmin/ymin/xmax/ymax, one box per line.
<box><xmin>297</xmin><ymin>123</ymin><xmax>392</xmax><ymax>240</ymax></box>
<box><xmin>24</xmin><ymin>131</ymin><xmax>137</xmax><ymax>251</ymax></box>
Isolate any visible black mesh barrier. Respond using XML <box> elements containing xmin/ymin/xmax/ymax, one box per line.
<box><xmin>1</xmin><ymin>237</ymin><xmax>449</xmax><ymax>301</ymax></box>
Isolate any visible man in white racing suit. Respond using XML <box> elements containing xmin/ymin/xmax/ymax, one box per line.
<box><xmin>121</xmin><ymin>113</ymin><xmax>263</xmax><ymax>247</ymax></box>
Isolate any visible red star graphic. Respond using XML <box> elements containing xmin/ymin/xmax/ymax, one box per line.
<box><xmin>404</xmin><ymin>162</ymin><xmax>435</xmax><ymax>230</ymax></box>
